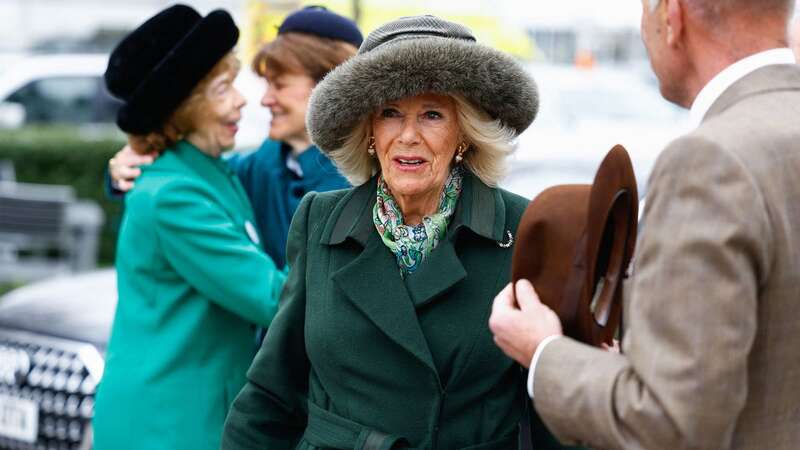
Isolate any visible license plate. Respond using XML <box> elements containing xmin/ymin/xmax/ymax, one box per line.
<box><xmin>0</xmin><ymin>394</ymin><xmax>39</xmax><ymax>443</ymax></box>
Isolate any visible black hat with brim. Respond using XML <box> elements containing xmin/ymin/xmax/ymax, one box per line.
<box><xmin>105</xmin><ymin>4</ymin><xmax>239</xmax><ymax>135</ymax></box>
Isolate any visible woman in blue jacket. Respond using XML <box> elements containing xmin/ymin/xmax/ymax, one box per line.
<box><xmin>107</xmin><ymin>6</ymin><xmax>359</xmax><ymax>268</ymax></box>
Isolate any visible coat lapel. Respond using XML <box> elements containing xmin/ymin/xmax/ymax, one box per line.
<box><xmin>403</xmin><ymin>240</ymin><xmax>465</xmax><ymax>308</ymax></box>
<box><xmin>331</xmin><ymin>232</ymin><xmax>439</xmax><ymax>374</ymax></box>
<box><xmin>324</xmin><ymin>178</ymin><xmax>437</xmax><ymax>374</ymax></box>
<box><xmin>403</xmin><ymin>173</ymin><xmax>505</xmax><ymax>308</ymax></box>
<box><xmin>322</xmin><ymin>173</ymin><xmax>510</xmax><ymax>375</ymax></box>
<box><xmin>172</xmin><ymin>141</ymin><xmax>256</xmax><ymax>224</ymax></box>
<box><xmin>705</xmin><ymin>64</ymin><xmax>800</xmax><ymax>122</ymax></box>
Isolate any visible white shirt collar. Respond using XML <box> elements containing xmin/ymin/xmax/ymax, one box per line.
<box><xmin>285</xmin><ymin>153</ymin><xmax>304</xmax><ymax>177</ymax></box>
<box><xmin>689</xmin><ymin>48</ymin><xmax>796</xmax><ymax>127</ymax></box>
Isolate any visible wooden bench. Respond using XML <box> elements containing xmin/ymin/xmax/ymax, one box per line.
<box><xmin>0</xmin><ymin>180</ymin><xmax>104</xmax><ymax>282</ymax></box>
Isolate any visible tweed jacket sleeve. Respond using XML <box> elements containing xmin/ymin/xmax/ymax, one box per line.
<box><xmin>532</xmin><ymin>135</ymin><xmax>772</xmax><ymax>450</ymax></box>
<box><xmin>154</xmin><ymin>177</ymin><xmax>287</xmax><ymax>327</ymax></box>
<box><xmin>220</xmin><ymin>192</ymin><xmax>318</xmax><ymax>450</ymax></box>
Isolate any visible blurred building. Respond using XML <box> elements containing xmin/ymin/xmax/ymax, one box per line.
<box><xmin>240</xmin><ymin>0</ymin><xmax>534</xmax><ymax>61</ymax></box>
<box><xmin>0</xmin><ymin>0</ymin><xmax>248</xmax><ymax>53</ymax></box>
<box><xmin>528</xmin><ymin>27</ymin><xmax>646</xmax><ymax>66</ymax></box>
<box><xmin>519</xmin><ymin>0</ymin><xmax>646</xmax><ymax>65</ymax></box>
<box><xmin>0</xmin><ymin>0</ymin><xmax>646</xmax><ymax>64</ymax></box>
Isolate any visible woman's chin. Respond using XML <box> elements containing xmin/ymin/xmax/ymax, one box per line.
<box><xmin>386</xmin><ymin>179</ymin><xmax>442</xmax><ymax>200</ymax></box>
<box><xmin>268</xmin><ymin>124</ymin><xmax>290</xmax><ymax>142</ymax></box>
<box><xmin>219</xmin><ymin>139</ymin><xmax>236</xmax><ymax>152</ymax></box>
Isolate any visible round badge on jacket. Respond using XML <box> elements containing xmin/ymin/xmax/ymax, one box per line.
<box><xmin>245</xmin><ymin>221</ymin><xmax>260</xmax><ymax>245</ymax></box>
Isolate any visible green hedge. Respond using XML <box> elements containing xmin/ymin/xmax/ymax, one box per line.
<box><xmin>0</xmin><ymin>126</ymin><xmax>126</xmax><ymax>266</ymax></box>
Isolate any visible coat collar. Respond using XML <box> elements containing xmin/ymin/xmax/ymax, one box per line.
<box><xmin>278</xmin><ymin>142</ymin><xmax>328</xmax><ymax>178</ymax></box>
<box><xmin>163</xmin><ymin>140</ymin><xmax>255</xmax><ymax>222</ymax></box>
<box><xmin>322</xmin><ymin>170</ymin><xmax>509</xmax><ymax>376</ymax></box>
<box><xmin>704</xmin><ymin>63</ymin><xmax>800</xmax><ymax>122</ymax></box>
<box><xmin>173</xmin><ymin>139</ymin><xmax>235</xmax><ymax>176</ymax></box>
<box><xmin>321</xmin><ymin>170</ymin><xmax>507</xmax><ymax>246</ymax></box>
<box><xmin>690</xmin><ymin>49</ymin><xmax>795</xmax><ymax>126</ymax></box>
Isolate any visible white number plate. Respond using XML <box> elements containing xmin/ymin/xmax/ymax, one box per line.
<box><xmin>0</xmin><ymin>394</ymin><xmax>39</xmax><ymax>443</ymax></box>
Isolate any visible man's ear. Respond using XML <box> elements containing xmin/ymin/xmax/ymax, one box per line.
<box><xmin>665</xmin><ymin>0</ymin><xmax>684</xmax><ymax>47</ymax></box>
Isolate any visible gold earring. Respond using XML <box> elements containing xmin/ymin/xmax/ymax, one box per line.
<box><xmin>367</xmin><ymin>136</ymin><xmax>376</xmax><ymax>156</ymax></box>
<box><xmin>455</xmin><ymin>143</ymin><xmax>467</xmax><ymax>163</ymax></box>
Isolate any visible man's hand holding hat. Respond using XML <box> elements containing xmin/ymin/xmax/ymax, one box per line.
<box><xmin>489</xmin><ymin>279</ymin><xmax>563</xmax><ymax>368</ymax></box>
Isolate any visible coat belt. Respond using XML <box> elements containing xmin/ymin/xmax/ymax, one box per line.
<box><xmin>304</xmin><ymin>402</ymin><xmax>518</xmax><ymax>450</ymax></box>
<box><xmin>305</xmin><ymin>401</ymin><xmax>417</xmax><ymax>450</ymax></box>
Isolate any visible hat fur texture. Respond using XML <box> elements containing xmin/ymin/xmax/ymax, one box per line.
<box><xmin>307</xmin><ymin>17</ymin><xmax>538</xmax><ymax>154</ymax></box>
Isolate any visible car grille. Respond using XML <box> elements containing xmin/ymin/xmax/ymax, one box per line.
<box><xmin>0</xmin><ymin>330</ymin><xmax>103</xmax><ymax>450</ymax></box>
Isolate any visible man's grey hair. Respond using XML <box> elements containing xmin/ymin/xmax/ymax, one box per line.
<box><xmin>648</xmin><ymin>0</ymin><xmax>795</xmax><ymax>19</ymax></box>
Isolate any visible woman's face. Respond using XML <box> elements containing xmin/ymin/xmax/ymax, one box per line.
<box><xmin>189</xmin><ymin>68</ymin><xmax>246</xmax><ymax>155</ymax></box>
<box><xmin>372</xmin><ymin>93</ymin><xmax>461</xmax><ymax>206</ymax></box>
<box><xmin>261</xmin><ymin>72</ymin><xmax>316</xmax><ymax>145</ymax></box>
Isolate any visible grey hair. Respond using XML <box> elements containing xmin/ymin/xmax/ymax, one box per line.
<box><xmin>329</xmin><ymin>94</ymin><xmax>516</xmax><ymax>187</ymax></box>
<box><xmin>649</xmin><ymin>0</ymin><xmax>796</xmax><ymax>18</ymax></box>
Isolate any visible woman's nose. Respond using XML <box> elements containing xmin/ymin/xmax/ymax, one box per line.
<box><xmin>233</xmin><ymin>87</ymin><xmax>247</xmax><ymax>109</ymax></box>
<box><xmin>398</xmin><ymin>117</ymin><xmax>421</xmax><ymax>145</ymax></box>
<box><xmin>261</xmin><ymin>86</ymin><xmax>276</xmax><ymax>107</ymax></box>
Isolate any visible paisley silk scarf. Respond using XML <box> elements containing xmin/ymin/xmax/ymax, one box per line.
<box><xmin>373</xmin><ymin>166</ymin><xmax>463</xmax><ymax>275</ymax></box>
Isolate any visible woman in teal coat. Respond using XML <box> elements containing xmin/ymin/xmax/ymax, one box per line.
<box><xmin>106</xmin><ymin>6</ymin><xmax>361</xmax><ymax>269</ymax></box>
<box><xmin>221</xmin><ymin>16</ymin><xmax>578</xmax><ymax>450</ymax></box>
<box><xmin>93</xmin><ymin>6</ymin><xmax>285</xmax><ymax>450</ymax></box>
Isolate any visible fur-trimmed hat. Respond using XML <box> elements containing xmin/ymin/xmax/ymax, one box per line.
<box><xmin>278</xmin><ymin>5</ymin><xmax>363</xmax><ymax>47</ymax></box>
<box><xmin>306</xmin><ymin>15</ymin><xmax>538</xmax><ymax>154</ymax></box>
<box><xmin>104</xmin><ymin>4</ymin><xmax>239</xmax><ymax>135</ymax></box>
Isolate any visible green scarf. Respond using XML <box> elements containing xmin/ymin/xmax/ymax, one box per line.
<box><xmin>373</xmin><ymin>166</ymin><xmax>463</xmax><ymax>275</ymax></box>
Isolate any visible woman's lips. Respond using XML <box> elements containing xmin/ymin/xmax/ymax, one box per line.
<box><xmin>392</xmin><ymin>157</ymin><xmax>428</xmax><ymax>171</ymax></box>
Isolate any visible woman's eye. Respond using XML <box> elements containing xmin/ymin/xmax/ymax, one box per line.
<box><xmin>424</xmin><ymin>111</ymin><xmax>443</xmax><ymax>120</ymax></box>
<box><xmin>380</xmin><ymin>108</ymin><xmax>400</xmax><ymax>118</ymax></box>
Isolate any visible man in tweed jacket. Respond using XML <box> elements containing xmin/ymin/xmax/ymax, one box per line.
<box><xmin>489</xmin><ymin>0</ymin><xmax>800</xmax><ymax>449</ymax></box>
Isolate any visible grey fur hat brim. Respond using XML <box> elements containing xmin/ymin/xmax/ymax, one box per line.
<box><xmin>306</xmin><ymin>35</ymin><xmax>538</xmax><ymax>154</ymax></box>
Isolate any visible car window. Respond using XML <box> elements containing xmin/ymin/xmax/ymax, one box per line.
<box><xmin>6</xmin><ymin>76</ymin><xmax>102</xmax><ymax>124</ymax></box>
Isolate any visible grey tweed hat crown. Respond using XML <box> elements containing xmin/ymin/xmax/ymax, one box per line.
<box><xmin>306</xmin><ymin>15</ymin><xmax>539</xmax><ymax>154</ymax></box>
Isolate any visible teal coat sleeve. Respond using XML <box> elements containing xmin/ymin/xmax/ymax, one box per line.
<box><xmin>155</xmin><ymin>177</ymin><xmax>287</xmax><ymax>327</ymax></box>
<box><xmin>220</xmin><ymin>192</ymin><xmax>316</xmax><ymax>449</ymax></box>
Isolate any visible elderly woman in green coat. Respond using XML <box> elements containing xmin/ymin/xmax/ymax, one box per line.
<box><xmin>221</xmin><ymin>16</ymin><xmax>577</xmax><ymax>450</ymax></box>
<box><xmin>92</xmin><ymin>6</ymin><xmax>285</xmax><ymax>450</ymax></box>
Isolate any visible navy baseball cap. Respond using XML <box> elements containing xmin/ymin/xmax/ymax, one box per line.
<box><xmin>278</xmin><ymin>5</ymin><xmax>363</xmax><ymax>48</ymax></box>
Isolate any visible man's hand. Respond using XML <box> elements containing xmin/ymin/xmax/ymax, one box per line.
<box><xmin>489</xmin><ymin>279</ymin><xmax>563</xmax><ymax>367</ymax></box>
<box><xmin>108</xmin><ymin>144</ymin><xmax>158</xmax><ymax>191</ymax></box>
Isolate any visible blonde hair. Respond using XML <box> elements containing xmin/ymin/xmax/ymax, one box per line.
<box><xmin>128</xmin><ymin>52</ymin><xmax>241</xmax><ymax>154</ymax></box>
<box><xmin>331</xmin><ymin>94</ymin><xmax>516</xmax><ymax>186</ymax></box>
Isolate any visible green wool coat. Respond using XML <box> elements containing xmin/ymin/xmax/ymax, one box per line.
<box><xmin>93</xmin><ymin>140</ymin><xmax>287</xmax><ymax>450</ymax></box>
<box><xmin>221</xmin><ymin>172</ymin><xmax>573</xmax><ymax>450</ymax></box>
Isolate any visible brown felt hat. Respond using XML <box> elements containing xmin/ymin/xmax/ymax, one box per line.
<box><xmin>512</xmin><ymin>145</ymin><xmax>638</xmax><ymax>347</ymax></box>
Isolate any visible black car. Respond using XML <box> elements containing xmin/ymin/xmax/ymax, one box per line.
<box><xmin>0</xmin><ymin>269</ymin><xmax>116</xmax><ymax>450</ymax></box>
